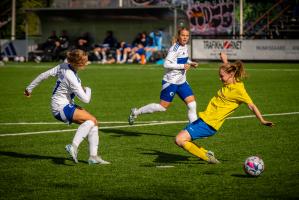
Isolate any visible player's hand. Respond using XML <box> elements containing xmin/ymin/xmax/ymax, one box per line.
<box><xmin>262</xmin><ymin>120</ymin><xmax>274</xmax><ymax>127</ymax></box>
<box><xmin>220</xmin><ymin>52</ymin><xmax>228</xmax><ymax>63</ymax></box>
<box><xmin>190</xmin><ymin>62</ymin><xmax>198</xmax><ymax>68</ymax></box>
<box><xmin>184</xmin><ymin>64</ymin><xmax>191</xmax><ymax>70</ymax></box>
<box><xmin>24</xmin><ymin>89</ymin><xmax>31</xmax><ymax>97</ymax></box>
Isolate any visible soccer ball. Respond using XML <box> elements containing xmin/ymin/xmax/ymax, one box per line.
<box><xmin>243</xmin><ymin>156</ymin><xmax>264</xmax><ymax>176</ymax></box>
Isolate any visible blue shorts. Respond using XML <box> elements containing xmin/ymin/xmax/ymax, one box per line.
<box><xmin>160</xmin><ymin>80</ymin><xmax>194</xmax><ymax>102</ymax></box>
<box><xmin>184</xmin><ymin>118</ymin><xmax>217</xmax><ymax>140</ymax></box>
<box><xmin>54</xmin><ymin>104</ymin><xmax>78</xmax><ymax>124</ymax></box>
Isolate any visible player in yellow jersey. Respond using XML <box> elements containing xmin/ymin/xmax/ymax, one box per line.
<box><xmin>175</xmin><ymin>52</ymin><xmax>274</xmax><ymax>164</ymax></box>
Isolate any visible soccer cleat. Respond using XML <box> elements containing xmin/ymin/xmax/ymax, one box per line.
<box><xmin>65</xmin><ymin>144</ymin><xmax>78</xmax><ymax>163</ymax></box>
<box><xmin>206</xmin><ymin>151</ymin><xmax>220</xmax><ymax>164</ymax></box>
<box><xmin>128</xmin><ymin>108</ymin><xmax>137</xmax><ymax>125</ymax></box>
<box><xmin>88</xmin><ymin>156</ymin><xmax>110</xmax><ymax>165</ymax></box>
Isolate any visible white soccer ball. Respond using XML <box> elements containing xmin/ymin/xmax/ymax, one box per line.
<box><xmin>243</xmin><ymin>156</ymin><xmax>264</xmax><ymax>176</ymax></box>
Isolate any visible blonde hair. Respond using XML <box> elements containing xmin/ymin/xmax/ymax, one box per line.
<box><xmin>67</xmin><ymin>49</ymin><xmax>88</xmax><ymax>69</ymax></box>
<box><xmin>172</xmin><ymin>27</ymin><xmax>189</xmax><ymax>44</ymax></box>
<box><xmin>221</xmin><ymin>60</ymin><xmax>247</xmax><ymax>81</ymax></box>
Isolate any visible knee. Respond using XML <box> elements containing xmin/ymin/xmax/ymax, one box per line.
<box><xmin>175</xmin><ymin>135</ymin><xmax>185</xmax><ymax>147</ymax></box>
<box><xmin>175</xmin><ymin>130</ymin><xmax>191</xmax><ymax>147</ymax></box>
<box><xmin>90</xmin><ymin>117</ymin><xmax>98</xmax><ymax>126</ymax></box>
<box><xmin>159</xmin><ymin>103</ymin><xmax>168</xmax><ymax>111</ymax></box>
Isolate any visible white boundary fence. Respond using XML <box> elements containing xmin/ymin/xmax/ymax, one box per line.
<box><xmin>192</xmin><ymin>39</ymin><xmax>299</xmax><ymax>61</ymax></box>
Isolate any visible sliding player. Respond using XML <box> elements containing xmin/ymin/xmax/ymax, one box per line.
<box><xmin>175</xmin><ymin>52</ymin><xmax>274</xmax><ymax>164</ymax></box>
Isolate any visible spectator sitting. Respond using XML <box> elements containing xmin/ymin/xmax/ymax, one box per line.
<box><xmin>128</xmin><ymin>43</ymin><xmax>146</xmax><ymax>65</ymax></box>
<box><xmin>116</xmin><ymin>41</ymin><xmax>132</xmax><ymax>64</ymax></box>
<box><xmin>132</xmin><ymin>32</ymin><xmax>152</xmax><ymax>48</ymax></box>
<box><xmin>103</xmin><ymin>30</ymin><xmax>118</xmax><ymax>49</ymax></box>
<box><xmin>52</xmin><ymin>30</ymin><xmax>70</xmax><ymax>61</ymax></box>
<box><xmin>92</xmin><ymin>30</ymin><xmax>118</xmax><ymax>63</ymax></box>
<box><xmin>74</xmin><ymin>32</ymin><xmax>93</xmax><ymax>52</ymax></box>
<box><xmin>34</xmin><ymin>31</ymin><xmax>59</xmax><ymax>62</ymax></box>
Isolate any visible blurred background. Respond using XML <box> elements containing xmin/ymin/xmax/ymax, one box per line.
<box><xmin>1</xmin><ymin>0</ymin><xmax>299</xmax><ymax>63</ymax></box>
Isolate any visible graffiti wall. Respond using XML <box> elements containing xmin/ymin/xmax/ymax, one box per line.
<box><xmin>187</xmin><ymin>0</ymin><xmax>234</xmax><ymax>35</ymax></box>
<box><xmin>130</xmin><ymin>0</ymin><xmax>171</xmax><ymax>6</ymax></box>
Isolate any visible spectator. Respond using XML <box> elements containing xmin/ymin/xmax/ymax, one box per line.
<box><xmin>128</xmin><ymin>43</ymin><xmax>146</xmax><ymax>64</ymax></box>
<box><xmin>132</xmin><ymin>32</ymin><xmax>152</xmax><ymax>47</ymax></box>
<box><xmin>74</xmin><ymin>32</ymin><xmax>93</xmax><ymax>52</ymax></box>
<box><xmin>116</xmin><ymin>41</ymin><xmax>132</xmax><ymax>64</ymax></box>
<box><xmin>102</xmin><ymin>30</ymin><xmax>118</xmax><ymax>49</ymax></box>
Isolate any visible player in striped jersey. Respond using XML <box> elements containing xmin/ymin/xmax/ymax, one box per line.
<box><xmin>129</xmin><ymin>28</ymin><xmax>198</xmax><ymax>125</ymax></box>
<box><xmin>24</xmin><ymin>49</ymin><xmax>109</xmax><ymax>165</ymax></box>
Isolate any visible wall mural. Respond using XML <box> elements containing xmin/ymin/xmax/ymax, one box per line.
<box><xmin>130</xmin><ymin>0</ymin><xmax>170</xmax><ymax>6</ymax></box>
<box><xmin>187</xmin><ymin>0</ymin><xmax>234</xmax><ymax>35</ymax></box>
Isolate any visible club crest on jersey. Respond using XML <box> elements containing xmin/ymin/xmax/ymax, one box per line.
<box><xmin>170</xmin><ymin>92</ymin><xmax>175</xmax><ymax>96</ymax></box>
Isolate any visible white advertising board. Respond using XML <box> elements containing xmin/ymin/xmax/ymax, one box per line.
<box><xmin>192</xmin><ymin>39</ymin><xmax>299</xmax><ymax>60</ymax></box>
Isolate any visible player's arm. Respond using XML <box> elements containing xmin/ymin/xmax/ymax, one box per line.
<box><xmin>24</xmin><ymin>65</ymin><xmax>59</xmax><ymax>97</ymax></box>
<box><xmin>187</xmin><ymin>59</ymin><xmax>198</xmax><ymax>68</ymax></box>
<box><xmin>247</xmin><ymin>103</ymin><xmax>274</xmax><ymax>127</ymax></box>
<box><xmin>76</xmin><ymin>86</ymin><xmax>91</xmax><ymax>103</ymax></box>
<box><xmin>220</xmin><ymin>52</ymin><xmax>228</xmax><ymax>64</ymax></box>
<box><xmin>67</xmin><ymin>72</ymin><xmax>91</xmax><ymax>103</ymax></box>
<box><xmin>164</xmin><ymin>50</ymin><xmax>185</xmax><ymax>70</ymax></box>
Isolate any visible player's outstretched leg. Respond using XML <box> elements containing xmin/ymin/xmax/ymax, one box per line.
<box><xmin>128</xmin><ymin>103</ymin><xmax>166</xmax><ymax>125</ymax></box>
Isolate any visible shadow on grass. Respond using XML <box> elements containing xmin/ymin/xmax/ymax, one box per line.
<box><xmin>140</xmin><ymin>149</ymin><xmax>202</xmax><ymax>165</ymax></box>
<box><xmin>0</xmin><ymin>151</ymin><xmax>74</xmax><ymax>166</ymax></box>
<box><xmin>84</xmin><ymin>195</ymin><xmax>160</xmax><ymax>200</ymax></box>
<box><xmin>231</xmin><ymin>173</ymin><xmax>258</xmax><ymax>178</ymax></box>
<box><xmin>101</xmin><ymin>128</ymin><xmax>173</xmax><ymax>138</ymax></box>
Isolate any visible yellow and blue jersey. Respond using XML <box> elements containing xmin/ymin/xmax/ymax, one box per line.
<box><xmin>199</xmin><ymin>81</ymin><xmax>253</xmax><ymax>130</ymax></box>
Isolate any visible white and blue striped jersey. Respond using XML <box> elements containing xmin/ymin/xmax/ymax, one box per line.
<box><xmin>163</xmin><ymin>42</ymin><xmax>192</xmax><ymax>85</ymax></box>
<box><xmin>26</xmin><ymin>63</ymin><xmax>91</xmax><ymax>116</ymax></box>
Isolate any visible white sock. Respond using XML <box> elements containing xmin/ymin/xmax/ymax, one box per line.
<box><xmin>121</xmin><ymin>54</ymin><xmax>127</xmax><ymax>62</ymax></box>
<box><xmin>135</xmin><ymin>103</ymin><xmax>166</xmax><ymax>116</ymax></box>
<box><xmin>101</xmin><ymin>52</ymin><xmax>107</xmax><ymax>62</ymax></box>
<box><xmin>72</xmin><ymin>120</ymin><xmax>95</xmax><ymax>148</ymax></box>
<box><xmin>187</xmin><ymin>101</ymin><xmax>198</xmax><ymax>123</ymax></box>
<box><xmin>88</xmin><ymin>126</ymin><xmax>99</xmax><ymax>157</ymax></box>
<box><xmin>116</xmin><ymin>54</ymin><xmax>121</xmax><ymax>62</ymax></box>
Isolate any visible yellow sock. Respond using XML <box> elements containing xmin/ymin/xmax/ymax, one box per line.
<box><xmin>183</xmin><ymin>141</ymin><xmax>209</xmax><ymax>161</ymax></box>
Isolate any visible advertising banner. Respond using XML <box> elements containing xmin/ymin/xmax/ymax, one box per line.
<box><xmin>192</xmin><ymin>39</ymin><xmax>299</xmax><ymax>60</ymax></box>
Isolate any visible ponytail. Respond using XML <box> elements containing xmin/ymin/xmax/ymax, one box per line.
<box><xmin>221</xmin><ymin>60</ymin><xmax>247</xmax><ymax>81</ymax></box>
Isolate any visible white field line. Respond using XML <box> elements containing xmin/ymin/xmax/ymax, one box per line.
<box><xmin>0</xmin><ymin>111</ymin><xmax>298</xmax><ymax>137</ymax></box>
<box><xmin>0</xmin><ymin>121</ymin><xmax>157</xmax><ymax>125</ymax></box>
<box><xmin>0</xmin><ymin>121</ymin><xmax>184</xmax><ymax>137</ymax></box>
